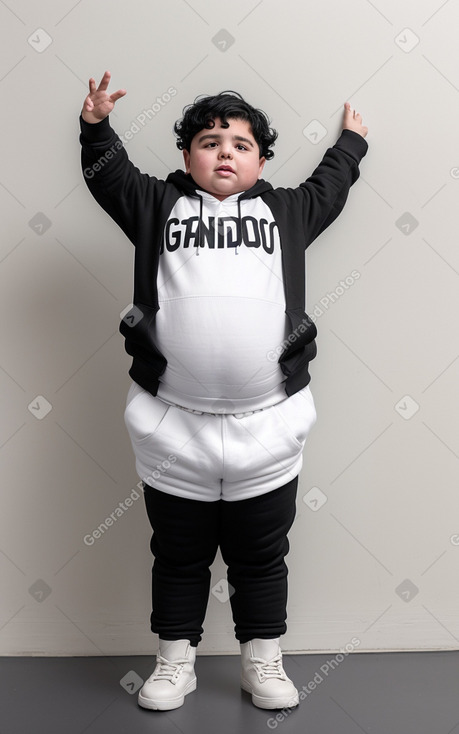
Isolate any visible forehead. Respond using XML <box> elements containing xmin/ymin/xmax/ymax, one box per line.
<box><xmin>193</xmin><ymin>117</ymin><xmax>255</xmax><ymax>143</ymax></box>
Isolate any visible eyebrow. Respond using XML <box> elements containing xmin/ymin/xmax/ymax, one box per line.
<box><xmin>197</xmin><ymin>133</ymin><xmax>254</xmax><ymax>148</ymax></box>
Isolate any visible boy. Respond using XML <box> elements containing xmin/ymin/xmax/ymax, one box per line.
<box><xmin>79</xmin><ymin>71</ymin><xmax>368</xmax><ymax>711</ymax></box>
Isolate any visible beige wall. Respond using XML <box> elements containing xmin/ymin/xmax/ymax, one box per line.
<box><xmin>2</xmin><ymin>0</ymin><xmax>459</xmax><ymax>655</ymax></box>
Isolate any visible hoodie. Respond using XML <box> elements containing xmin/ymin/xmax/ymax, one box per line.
<box><xmin>79</xmin><ymin>114</ymin><xmax>368</xmax><ymax>411</ymax></box>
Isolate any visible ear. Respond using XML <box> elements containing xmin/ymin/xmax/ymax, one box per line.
<box><xmin>183</xmin><ymin>149</ymin><xmax>191</xmax><ymax>173</ymax></box>
<box><xmin>258</xmin><ymin>156</ymin><xmax>266</xmax><ymax>179</ymax></box>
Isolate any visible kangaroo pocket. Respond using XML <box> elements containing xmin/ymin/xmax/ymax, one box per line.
<box><xmin>271</xmin><ymin>385</ymin><xmax>317</xmax><ymax>449</ymax></box>
<box><xmin>222</xmin><ymin>387</ymin><xmax>316</xmax><ymax>485</ymax></box>
<box><xmin>124</xmin><ymin>381</ymin><xmax>171</xmax><ymax>444</ymax></box>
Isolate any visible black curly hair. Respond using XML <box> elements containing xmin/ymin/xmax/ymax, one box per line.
<box><xmin>174</xmin><ymin>91</ymin><xmax>277</xmax><ymax>160</ymax></box>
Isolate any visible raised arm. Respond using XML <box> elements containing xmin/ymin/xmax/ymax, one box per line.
<box><xmin>296</xmin><ymin>103</ymin><xmax>369</xmax><ymax>249</ymax></box>
<box><xmin>79</xmin><ymin>71</ymin><xmax>163</xmax><ymax>246</ymax></box>
<box><xmin>265</xmin><ymin>104</ymin><xmax>368</xmax><ymax>251</ymax></box>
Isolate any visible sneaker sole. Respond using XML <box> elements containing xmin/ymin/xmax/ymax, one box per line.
<box><xmin>241</xmin><ymin>679</ymin><xmax>299</xmax><ymax>709</ymax></box>
<box><xmin>138</xmin><ymin>678</ymin><xmax>197</xmax><ymax>711</ymax></box>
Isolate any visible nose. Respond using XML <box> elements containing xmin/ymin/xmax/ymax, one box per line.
<box><xmin>218</xmin><ymin>143</ymin><xmax>232</xmax><ymax>159</ymax></box>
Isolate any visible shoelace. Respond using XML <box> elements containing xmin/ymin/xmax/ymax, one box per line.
<box><xmin>148</xmin><ymin>654</ymin><xmax>189</xmax><ymax>684</ymax></box>
<box><xmin>251</xmin><ymin>653</ymin><xmax>288</xmax><ymax>682</ymax></box>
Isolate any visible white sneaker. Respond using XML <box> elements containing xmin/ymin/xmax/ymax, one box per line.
<box><xmin>240</xmin><ymin>638</ymin><xmax>299</xmax><ymax>709</ymax></box>
<box><xmin>138</xmin><ymin>639</ymin><xmax>197</xmax><ymax>710</ymax></box>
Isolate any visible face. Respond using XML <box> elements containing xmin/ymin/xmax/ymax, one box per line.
<box><xmin>182</xmin><ymin>117</ymin><xmax>266</xmax><ymax>200</ymax></box>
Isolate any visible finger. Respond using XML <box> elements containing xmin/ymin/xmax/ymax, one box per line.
<box><xmin>97</xmin><ymin>70</ymin><xmax>111</xmax><ymax>92</ymax></box>
<box><xmin>109</xmin><ymin>89</ymin><xmax>127</xmax><ymax>103</ymax></box>
<box><xmin>344</xmin><ymin>103</ymin><xmax>354</xmax><ymax>118</ymax></box>
<box><xmin>84</xmin><ymin>95</ymin><xmax>94</xmax><ymax>111</ymax></box>
<box><xmin>89</xmin><ymin>77</ymin><xmax>96</xmax><ymax>94</ymax></box>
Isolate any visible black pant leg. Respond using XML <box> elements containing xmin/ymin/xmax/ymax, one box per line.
<box><xmin>219</xmin><ymin>476</ymin><xmax>298</xmax><ymax>644</ymax></box>
<box><xmin>143</xmin><ymin>484</ymin><xmax>220</xmax><ymax>647</ymax></box>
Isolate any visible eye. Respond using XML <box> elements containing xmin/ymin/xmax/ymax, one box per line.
<box><xmin>236</xmin><ymin>144</ymin><xmax>248</xmax><ymax>151</ymax></box>
<box><xmin>205</xmin><ymin>142</ymin><xmax>218</xmax><ymax>148</ymax></box>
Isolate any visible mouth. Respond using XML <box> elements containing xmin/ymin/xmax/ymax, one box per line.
<box><xmin>215</xmin><ymin>165</ymin><xmax>235</xmax><ymax>176</ymax></box>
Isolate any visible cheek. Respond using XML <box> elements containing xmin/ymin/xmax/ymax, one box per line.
<box><xmin>246</xmin><ymin>161</ymin><xmax>262</xmax><ymax>179</ymax></box>
<box><xmin>191</xmin><ymin>155</ymin><xmax>207</xmax><ymax>176</ymax></box>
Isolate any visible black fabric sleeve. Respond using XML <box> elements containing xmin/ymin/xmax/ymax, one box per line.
<box><xmin>79</xmin><ymin>114</ymin><xmax>165</xmax><ymax>246</ymax></box>
<box><xmin>294</xmin><ymin>129</ymin><xmax>368</xmax><ymax>249</ymax></box>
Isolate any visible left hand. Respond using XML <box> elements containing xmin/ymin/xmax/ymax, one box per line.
<box><xmin>342</xmin><ymin>102</ymin><xmax>368</xmax><ymax>138</ymax></box>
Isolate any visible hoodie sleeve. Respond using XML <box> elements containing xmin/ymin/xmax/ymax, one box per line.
<box><xmin>79</xmin><ymin>114</ymin><xmax>165</xmax><ymax>246</ymax></box>
<box><xmin>294</xmin><ymin>129</ymin><xmax>368</xmax><ymax>249</ymax></box>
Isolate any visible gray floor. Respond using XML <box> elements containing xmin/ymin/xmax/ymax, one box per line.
<box><xmin>2</xmin><ymin>650</ymin><xmax>459</xmax><ymax>733</ymax></box>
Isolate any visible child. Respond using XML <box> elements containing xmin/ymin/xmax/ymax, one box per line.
<box><xmin>79</xmin><ymin>71</ymin><xmax>368</xmax><ymax>712</ymax></box>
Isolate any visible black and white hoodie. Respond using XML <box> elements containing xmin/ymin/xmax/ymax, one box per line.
<box><xmin>79</xmin><ymin>114</ymin><xmax>368</xmax><ymax>413</ymax></box>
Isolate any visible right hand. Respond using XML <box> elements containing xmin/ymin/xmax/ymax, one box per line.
<box><xmin>342</xmin><ymin>102</ymin><xmax>368</xmax><ymax>138</ymax></box>
<box><xmin>81</xmin><ymin>70</ymin><xmax>127</xmax><ymax>123</ymax></box>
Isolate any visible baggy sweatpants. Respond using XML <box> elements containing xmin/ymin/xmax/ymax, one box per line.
<box><xmin>142</xmin><ymin>475</ymin><xmax>299</xmax><ymax>647</ymax></box>
<box><xmin>124</xmin><ymin>380</ymin><xmax>317</xmax><ymax>501</ymax></box>
<box><xmin>124</xmin><ymin>380</ymin><xmax>317</xmax><ymax>646</ymax></box>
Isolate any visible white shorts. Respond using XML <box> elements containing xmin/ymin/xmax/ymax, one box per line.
<box><xmin>124</xmin><ymin>381</ymin><xmax>317</xmax><ymax>502</ymax></box>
